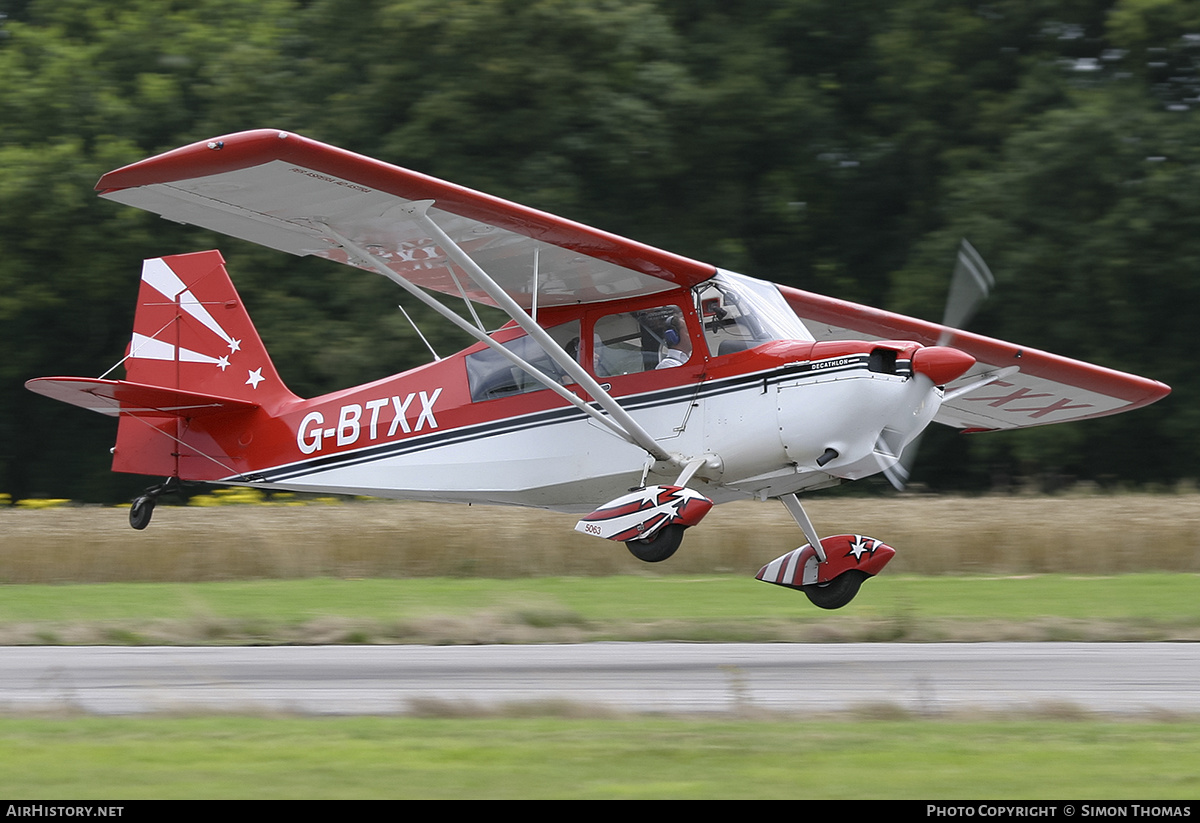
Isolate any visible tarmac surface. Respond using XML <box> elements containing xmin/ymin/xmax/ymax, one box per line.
<box><xmin>2</xmin><ymin>642</ymin><xmax>1196</xmax><ymax>716</ymax></box>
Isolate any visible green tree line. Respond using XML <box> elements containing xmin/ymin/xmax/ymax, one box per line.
<box><xmin>1</xmin><ymin>0</ymin><xmax>1195</xmax><ymax>501</ymax></box>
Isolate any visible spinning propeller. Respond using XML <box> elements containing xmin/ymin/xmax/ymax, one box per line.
<box><xmin>880</xmin><ymin>239</ymin><xmax>995</xmax><ymax>489</ymax></box>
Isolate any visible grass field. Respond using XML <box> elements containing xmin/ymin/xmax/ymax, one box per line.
<box><xmin>3</xmin><ymin>491</ymin><xmax>1199</xmax><ymax>583</ymax></box>
<box><xmin>2</xmin><ymin>716</ymin><xmax>1198</xmax><ymax>799</ymax></box>
<box><xmin>1</xmin><ymin>492</ymin><xmax>1198</xmax><ymax>643</ymax></box>
<box><xmin>0</xmin><ymin>574</ymin><xmax>1198</xmax><ymax>644</ymax></box>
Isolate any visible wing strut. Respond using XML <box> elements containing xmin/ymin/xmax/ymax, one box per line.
<box><xmin>943</xmin><ymin>365</ymin><xmax>1020</xmax><ymax>403</ymax></box>
<box><xmin>319</xmin><ymin>215</ymin><xmax>675</xmax><ymax>464</ymax></box>
<box><xmin>403</xmin><ymin>202</ymin><xmax>674</xmax><ymax>463</ymax></box>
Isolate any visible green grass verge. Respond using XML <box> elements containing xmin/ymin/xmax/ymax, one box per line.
<box><xmin>1</xmin><ymin>574</ymin><xmax>1198</xmax><ymax>644</ymax></box>
<box><xmin>1</xmin><ymin>715</ymin><xmax>1197</xmax><ymax>799</ymax></box>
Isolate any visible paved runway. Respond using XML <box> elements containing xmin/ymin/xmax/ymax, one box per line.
<box><xmin>1</xmin><ymin>643</ymin><xmax>1196</xmax><ymax>716</ymax></box>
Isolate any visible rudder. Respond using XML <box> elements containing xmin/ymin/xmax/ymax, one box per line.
<box><xmin>113</xmin><ymin>251</ymin><xmax>297</xmax><ymax>481</ymax></box>
<box><xmin>126</xmin><ymin>250</ymin><xmax>294</xmax><ymax>405</ymax></box>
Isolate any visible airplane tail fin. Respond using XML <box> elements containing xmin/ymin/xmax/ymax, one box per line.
<box><xmin>113</xmin><ymin>251</ymin><xmax>299</xmax><ymax>480</ymax></box>
<box><xmin>125</xmin><ymin>251</ymin><xmax>294</xmax><ymax>405</ymax></box>
<box><xmin>27</xmin><ymin>251</ymin><xmax>299</xmax><ymax>482</ymax></box>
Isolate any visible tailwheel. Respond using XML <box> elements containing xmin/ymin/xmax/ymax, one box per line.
<box><xmin>801</xmin><ymin>570</ymin><xmax>867</xmax><ymax>610</ymax></box>
<box><xmin>129</xmin><ymin>495</ymin><xmax>156</xmax><ymax>530</ymax></box>
<box><xmin>625</xmin><ymin>524</ymin><xmax>685</xmax><ymax>563</ymax></box>
<box><xmin>127</xmin><ymin>477</ymin><xmax>183</xmax><ymax>530</ymax></box>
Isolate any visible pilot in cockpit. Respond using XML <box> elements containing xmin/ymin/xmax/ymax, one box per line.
<box><xmin>655</xmin><ymin>312</ymin><xmax>691</xmax><ymax>369</ymax></box>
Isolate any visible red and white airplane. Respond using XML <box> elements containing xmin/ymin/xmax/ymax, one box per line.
<box><xmin>27</xmin><ymin>130</ymin><xmax>1170</xmax><ymax>608</ymax></box>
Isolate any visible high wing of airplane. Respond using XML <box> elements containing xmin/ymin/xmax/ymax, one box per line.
<box><xmin>26</xmin><ymin>129</ymin><xmax>1170</xmax><ymax>609</ymax></box>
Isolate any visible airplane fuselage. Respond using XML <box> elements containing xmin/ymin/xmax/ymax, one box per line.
<box><xmin>203</xmin><ymin>335</ymin><xmax>945</xmax><ymax>512</ymax></box>
<box><xmin>82</xmin><ymin>260</ymin><xmax>965</xmax><ymax>514</ymax></box>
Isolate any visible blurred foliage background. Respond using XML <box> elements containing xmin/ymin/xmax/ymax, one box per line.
<box><xmin>1</xmin><ymin>0</ymin><xmax>1195</xmax><ymax>502</ymax></box>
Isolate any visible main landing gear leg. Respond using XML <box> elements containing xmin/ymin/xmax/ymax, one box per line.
<box><xmin>129</xmin><ymin>477</ymin><xmax>181</xmax><ymax>531</ymax></box>
<box><xmin>780</xmin><ymin>493</ymin><xmax>826</xmax><ymax>563</ymax></box>
<box><xmin>780</xmin><ymin>493</ymin><xmax>862</xmax><ymax>608</ymax></box>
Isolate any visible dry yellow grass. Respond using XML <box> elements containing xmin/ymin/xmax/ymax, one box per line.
<box><xmin>2</xmin><ymin>492</ymin><xmax>1198</xmax><ymax>583</ymax></box>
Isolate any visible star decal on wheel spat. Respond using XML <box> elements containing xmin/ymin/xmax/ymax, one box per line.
<box><xmin>846</xmin><ymin>535</ymin><xmax>883</xmax><ymax>561</ymax></box>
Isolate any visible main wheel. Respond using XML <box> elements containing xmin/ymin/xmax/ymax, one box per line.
<box><xmin>625</xmin><ymin>524</ymin><xmax>685</xmax><ymax>563</ymax></box>
<box><xmin>129</xmin><ymin>495</ymin><xmax>155</xmax><ymax>530</ymax></box>
<box><xmin>802</xmin><ymin>570</ymin><xmax>867</xmax><ymax>610</ymax></box>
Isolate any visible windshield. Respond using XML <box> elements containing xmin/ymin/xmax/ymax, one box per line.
<box><xmin>694</xmin><ymin>270</ymin><xmax>813</xmax><ymax>357</ymax></box>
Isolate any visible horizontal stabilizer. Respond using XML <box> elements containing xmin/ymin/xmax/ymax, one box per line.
<box><xmin>25</xmin><ymin>376</ymin><xmax>260</xmax><ymax>418</ymax></box>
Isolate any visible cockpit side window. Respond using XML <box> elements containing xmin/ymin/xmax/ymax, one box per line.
<box><xmin>466</xmin><ymin>320</ymin><xmax>581</xmax><ymax>401</ymax></box>
<box><xmin>592</xmin><ymin>305</ymin><xmax>693</xmax><ymax>377</ymax></box>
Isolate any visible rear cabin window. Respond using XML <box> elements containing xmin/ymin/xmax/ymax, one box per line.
<box><xmin>466</xmin><ymin>321</ymin><xmax>580</xmax><ymax>402</ymax></box>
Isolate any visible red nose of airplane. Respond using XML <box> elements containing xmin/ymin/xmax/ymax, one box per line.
<box><xmin>911</xmin><ymin>346</ymin><xmax>976</xmax><ymax>386</ymax></box>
